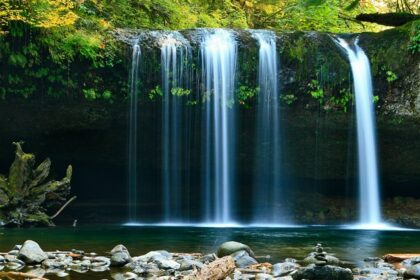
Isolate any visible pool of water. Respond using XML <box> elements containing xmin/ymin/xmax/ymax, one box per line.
<box><xmin>1</xmin><ymin>225</ymin><xmax>419</xmax><ymax>279</ymax></box>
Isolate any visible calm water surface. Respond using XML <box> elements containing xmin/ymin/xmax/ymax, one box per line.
<box><xmin>0</xmin><ymin>225</ymin><xmax>419</xmax><ymax>279</ymax></box>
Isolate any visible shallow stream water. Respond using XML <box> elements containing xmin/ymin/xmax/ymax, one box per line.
<box><xmin>1</xmin><ymin>225</ymin><xmax>419</xmax><ymax>279</ymax></box>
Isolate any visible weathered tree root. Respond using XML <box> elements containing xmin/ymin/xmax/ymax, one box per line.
<box><xmin>0</xmin><ymin>142</ymin><xmax>73</xmax><ymax>227</ymax></box>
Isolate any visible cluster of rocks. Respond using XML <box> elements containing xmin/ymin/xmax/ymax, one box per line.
<box><xmin>0</xmin><ymin>240</ymin><xmax>113</xmax><ymax>278</ymax></box>
<box><xmin>292</xmin><ymin>243</ymin><xmax>352</xmax><ymax>280</ymax></box>
<box><xmin>1</xmin><ymin>240</ymin><xmax>419</xmax><ymax>280</ymax></box>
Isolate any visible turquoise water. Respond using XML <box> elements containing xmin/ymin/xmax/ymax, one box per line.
<box><xmin>1</xmin><ymin>226</ymin><xmax>419</xmax><ymax>279</ymax></box>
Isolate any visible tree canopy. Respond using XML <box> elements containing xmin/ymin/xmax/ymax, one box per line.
<box><xmin>1</xmin><ymin>0</ymin><xmax>418</xmax><ymax>33</ymax></box>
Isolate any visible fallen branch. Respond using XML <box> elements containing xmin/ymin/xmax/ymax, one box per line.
<box><xmin>355</xmin><ymin>12</ymin><xmax>420</xmax><ymax>26</ymax></box>
<box><xmin>338</xmin><ymin>13</ymin><xmax>365</xmax><ymax>28</ymax></box>
<box><xmin>50</xmin><ymin>195</ymin><xmax>77</xmax><ymax>219</ymax></box>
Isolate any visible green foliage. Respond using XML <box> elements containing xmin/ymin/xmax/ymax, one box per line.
<box><xmin>408</xmin><ymin>26</ymin><xmax>420</xmax><ymax>54</ymax></box>
<box><xmin>149</xmin><ymin>85</ymin><xmax>163</xmax><ymax>100</ymax></box>
<box><xmin>373</xmin><ymin>95</ymin><xmax>380</xmax><ymax>104</ymax></box>
<box><xmin>328</xmin><ymin>88</ymin><xmax>352</xmax><ymax>112</ymax></box>
<box><xmin>280</xmin><ymin>94</ymin><xmax>297</xmax><ymax>105</ymax></box>
<box><xmin>83</xmin><ymin>88</ymin><xmax>114</xmax><ymax>102</ymax></box>
<box><xmin>380</xmin><ymin>66</ymin><xmax>398</xmax><ymax>83</ymax></box>
<box><xmin>307</xmin><ymin>79</ymin><xmax>324</xmax><ymax>104</ymax></box>
<box><xmin>83</xmin><ymin>88</ymin><xmax>98</xmax><ymax>100</ymax></box>
<box><xmin>236</xmin><ymin>85</ymin><xmax>259</xmax><ymax>108</ymax></box>
<box><xmin>171</xmin><ymin>87</ymin><xmax>191</xmax><ymax>97</ymax></box>
<box><xmin>186</xmin><ymin>100</ymin><xmax>199</xmax><ymax>106</ymax></box>
<box><xmin>386</xmin><ymin>70</ymin><xmax>398</xmax><ymax>83</ymax></box>
<box><xmin>289</xmin><ymin>38</ymin><xmax>306</xmax><ymax>63</ymax></box>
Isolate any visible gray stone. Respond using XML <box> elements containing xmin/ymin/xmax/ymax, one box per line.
<box><xmin>110</xmin><ymin>244</ymin><xmax>131</xmax><ymax>267</ymax></box>
<box><xmin>56</xmin><ymin>270</ymin><xmax>69</xmax><ymax>277</ymax></box>
<box><xmin>138</xmin><ymin>250</ymin><xmax>172</xmax><ymax>262</ymax></box>
<box><xmin>17</xmin><ymin>240</ymin><xmax>48</xmax><ymax>264</ymax></box>
<box><xmin>42</xmin><ymin>259</ymin><xmax>66</xmax><ymax>269</ymax></box>
<box><xmin>256</xmin><ymin>273</ymin><xmax>274</xmax><ymax>280</ymax></box>
<box><xmin>153</xmin><ymin>256</ymin><xmax>180</xmax><ymax>270</ymax></box>
<box><xmin>123</xmin><ymin>272</ymin><xmax>138</xmax><ymax>279</ymax></box>
<box><xmin>232</xmin><ymin>250</ymin><xmax>257</xmax><ymax>268</ymax></box>
<box><xmin>292</xmin><ymin>264</ymin><xmax>353</xmax><ymax>280</ymax></box>
<box><xmin>5</xmin><ymin>254</ymin><xmax>16</xmax><ymax>262</ymax></box>
<box><xmin>405</xmin><ymin>263</ymin><xmax>420</xmax><ymax>279</ymax></box>
<box><xmin>217</xmin><ymin>241</ymin><xmax>255</xmax><ymax>258</ymax></box>
<box><xmin>200</xmin><ymin>253</ymin><xmax>216</xmax><ymax>264</ymax></box>
<box><xmin>8</xmin><ymin>250</ymin><xmax>19</xmax><ymax>256</ymax></box>
<box><xmin>272</xmin><ymin>262</ymin><xmax>300</xmax><ymax>277</ymax></box>
<box><xmin>91</xmin><ymin>256</ymin><xmax>111</xmax><ymax>268</ymax></box>
<box><xmin>179</xmin><ymin>259</ymin><xmax>204</xmax><ymax>271</ymax></box>
<box><xmin>71</xmin><ymin>249</ymin><xmax>84</xmax><ymax>255</ymax></box>
<box><xmin>127</xmin><ymin>260</ymin><xmax>161</xmax><ymax>276</ymax></box>
<box><xmin>403</xmin><ymin>257</ymin><xmax>420</xmax><ymax>267</ymax></box>
<box><xmin>303</xmin><ymin>252</ymin><xmax>340</xmax><ymax>266</ymax></box>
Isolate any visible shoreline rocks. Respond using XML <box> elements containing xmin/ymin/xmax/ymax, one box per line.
<box><xmin>0</xmin><ymin>240</ymin><xmax>419</xmax><ymax>279</ymax></box>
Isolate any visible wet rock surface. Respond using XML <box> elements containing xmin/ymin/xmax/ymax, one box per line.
<box><xmin>17</xmin><ymin>240</ymin><xmax>48</xmax><ymax>264</ymax></box>
<box><xmin>110</xmin><ymin>244</ymin><xmax>132</xmax><ymax>267</ymax></box>
<box><xmin>217</xmin><ymin>241</ymin><xmax>255</xmax><ymax>258</ymax></box>
<box><xmin>0</xmin><ymin>240</ymin><xmax>419</xmax><ymax>279</ymax></box>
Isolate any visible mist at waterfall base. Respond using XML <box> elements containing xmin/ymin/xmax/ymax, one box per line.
<box><xmin>123</xmin><ymin>29</ymin><xmax>406</xmax><ymax>230</ymax></box>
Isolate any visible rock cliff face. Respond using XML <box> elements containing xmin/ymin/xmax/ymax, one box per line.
<box><xmin>0</xmin><ymin>23</ymin><xmax>418</xmax><ymax>224</ymax></box>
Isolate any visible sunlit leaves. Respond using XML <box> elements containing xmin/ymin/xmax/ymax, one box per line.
<box><xmin>0</xmin><ymin>0</ymin><xmax>77</xmax><ymax>30</ymax></box>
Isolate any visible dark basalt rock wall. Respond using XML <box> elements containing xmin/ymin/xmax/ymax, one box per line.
<box><xmin>0</xmin><ymin>24</ymin><xmax>419</xmax><ymax>223</ymax></box>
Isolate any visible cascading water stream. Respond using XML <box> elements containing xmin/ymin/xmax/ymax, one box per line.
<box><xmin>250</xmin><ymin>30</ymin><xmax>284</xmax><ymax>224</ymax></box>
<box><xmin>336</xmin><ymin>37</ymin><xmax>383</xmax><ymax>228</ymax></box>
<box><xmin>128</xmin><ymin>40</ymin><xmax>141</xmax><ymax>222</ymax></box>
<box><xmin>201</xmin><ymin>29</ymin><xmax>237</xmax><ymax>224</ymax></box>
<box><xmin>160</xmin><ymin>33</ymin><xmax>191</xmax><ymax>222</ymax></box>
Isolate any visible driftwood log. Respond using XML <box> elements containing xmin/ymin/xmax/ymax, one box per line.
<box><xmin>383</xmin><ymin>253</ymin><xmax>420</xmax><ymax>263</ymax></box>
<box><xmin>0</xmin><ymin>271</ymin><xmax>49</xmax><ymax>280</ymax></box>
<box><xmin>190</xmin><ymin>256</ymin><xmax>236</xmax><ymax>280</ymax></box>
<box><xmin>355</xmin><ymin>12</ymin><xmax>420</xmax><ymax>26</ymax></box>
<box><xmin>0</xmin><ymin>142</ymin><xmax>73</xmax><ymax>227</ymax></box>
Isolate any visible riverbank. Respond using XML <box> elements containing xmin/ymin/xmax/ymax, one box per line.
<box><xmin>0</xmin><ymin>239</ymin><xmax>419</xmax><ymax>280</ymax></box>
<box><xmin>1</xmin><ymin>226</ymin><xmax>420</xmax><ymax>279</ymax></box>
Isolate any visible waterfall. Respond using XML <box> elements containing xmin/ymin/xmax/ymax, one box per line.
<box><xmin>160</xmin><ymin>33</ymin><xmax>191</xmax><ymax>222</ymax></box>
<box><xmin>128</xmin><ymin>40</ymin><xmax>141</xmax><ymax>222</ymax></box>
<box><xmin>250</xmin><ymin>30</ymin><xmax>284</xmax><ymax>224</ymax></box>
<box><xmin>336</xmin><ymin>38</ymin><xmax>382</xmax><ymax>227</ymax></box>
<box><xmin>200</xmin><ymin>29</ymin><xmax>237</xmax><ymax>224</ymax></box>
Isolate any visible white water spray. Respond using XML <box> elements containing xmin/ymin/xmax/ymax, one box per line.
<box><xmin>201</xmin><ymin>29</ymin><xmax>237</xmax><ymax>224</ymax></box>
<box><xmin>128</xmin><ymin>40</ymin><xmax>141</xmax><ymax>222</ymax></box>
<box><xmin>251</xmin><ymin>30</ymin><xmax>284</xmax><ymax>224</ymax></box>
<box><xmin>336</xmin><ymin>37</ymin><xmax>382</xmax><ymax>227</ymax></box>
<box><xmin>160</xmin><ymin>33</ymin><xmax>191</xmax><ymax>222</ymax></box>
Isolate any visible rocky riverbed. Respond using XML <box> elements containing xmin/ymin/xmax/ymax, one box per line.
<box><xmin>0</xmin><ymin>240</ymin><xmax>419</xmax><ymax>280</ymax></box>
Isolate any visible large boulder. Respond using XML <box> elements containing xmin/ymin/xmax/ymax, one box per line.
<box><xmin>405</xmin><ymin>263</ymin><xmax>420</xmax><ymax>279</ymax></box>
<box><xmin>216</xmin><ymin>241</ymin><xmax>254</xmax><ymax>258</ymax></box>
<box><xmin>110</xmin><ymin>244</ymin><xmax>132</xmax><ymax>267</ymax></box>
<box><xmin>291</xmin><ymin>264</ymin><xmax>353</xmax><ymax>280</ymax></box>
<box><xmin>402</xmin><ymin>257</ymin><xmax>420</xmax><ymax>279</ymax></box>
<box><xmin>17</xmin><ymin>240</ymin><xmax>48</xmax><ymax>264</ymax></box>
